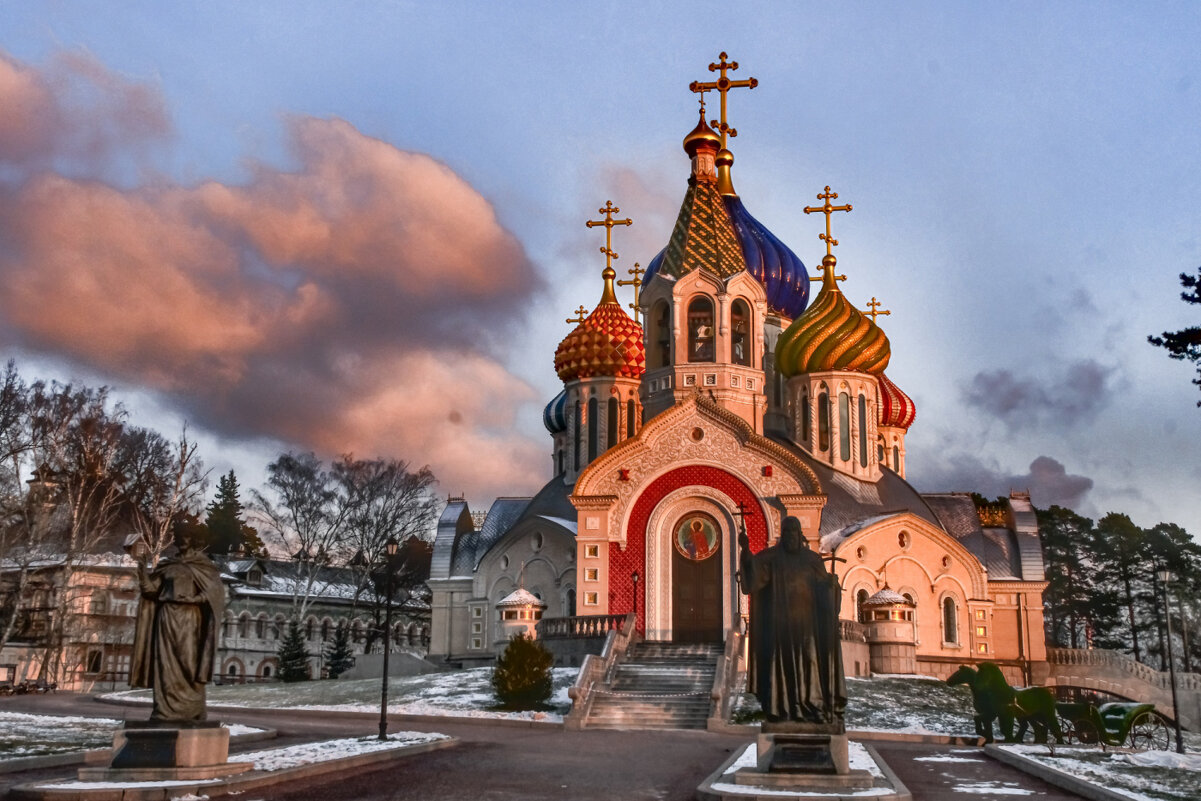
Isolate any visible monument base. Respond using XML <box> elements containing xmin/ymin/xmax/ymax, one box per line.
<box><xmin>78</xmin><ymin>723</ymin><xmax>253</xmax><ymax>782</ymax></box>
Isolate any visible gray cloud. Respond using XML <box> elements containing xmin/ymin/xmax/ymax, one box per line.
<box><xmin>962</xmin><ymin>359</ymin><xmax>1113</xmax><ymax>427</ymax></box>
<box><xmin>913</xmin><ymin>453</ymin><xmax>1094</xmax><ymax>510</ymax></box>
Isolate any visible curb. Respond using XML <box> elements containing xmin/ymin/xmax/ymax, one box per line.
<box><xmin>0</xmin><ymin>728</ymin><xmax>278</xmax><ymax>775</ymax></box>
<box><xmin>710</xmin><ymin>721</ymin><xmax>981</xmax><ymax>746</ymax></box>
<box><xmin>983</xmin><ymin>744</ymin><xmax>1132</xmax><ymax>801</ymax></box>
<box><xmin>11</xmin><ymin>736</ymin><xmax>457</xmax><ymax>801</ymax></box>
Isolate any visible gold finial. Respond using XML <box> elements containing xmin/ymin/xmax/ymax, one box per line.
<box><xmin>586</xmin><ymin>200</ymin><xmax>632</xmax><ymax>304</ymax></box>
<box><xmin>866</xmin><ymin>297</ymin><xmax>891</xmax><ymax>324</ymax></box>
<box><xmin>616</xmin><ymin>262</ymin><xmax>645</xmax><ymax>324</ymax></box>
<box><xmin>689</xmin><ymin>51</ymin><xmax>758</xmax><ymax>149</ymax></box>
<box><xmin>803</xmin><ymin>185</ymin><xmax>853</xmax><ymax>258</ymax></box>
<box><xmin>566</xmin><ymin>305</ymin><xmax>587</xmax><ymax>324</ymax></box>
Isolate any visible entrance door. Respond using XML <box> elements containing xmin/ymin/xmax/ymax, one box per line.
<box><xmin>670</xmin><ymin>513</ymin><xmax>723</xmax><ymax>643</ymax></box>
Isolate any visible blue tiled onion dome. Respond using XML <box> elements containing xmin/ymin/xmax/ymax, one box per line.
<box><xmin>543</xmin><ymin>389</ymin><xmax>567</xmax><ymax>434</ymax></box>
<box><xmin>723</xmin><ymin>196</ymin><xmax>809</xmax><ymax>318</ymax></box>
<box><xmin>641</xmin><ymin>203</ymin><xmax>810</xmax><ymax>319</ymax></box>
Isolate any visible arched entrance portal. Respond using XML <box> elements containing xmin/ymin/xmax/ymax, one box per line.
<box><xmin>670</xmin><ymin>512</ymin><xmax>723</xmax><ymax>642</ymax></box>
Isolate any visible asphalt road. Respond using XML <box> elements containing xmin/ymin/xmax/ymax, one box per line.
<box><xmin>0</xmin><ymin>694</ymin><xmax>1085</xmax><ymax>801</ymax></box>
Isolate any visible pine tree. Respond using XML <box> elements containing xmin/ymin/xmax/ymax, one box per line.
<box><xmin>204</xmin><ymin>471</ymin><xmax>265</xmax><ymax>554</ymax></box>
<box><xmin>323</xmin><ymin>624</ymin><xmax>356</xmax><ymax>679</ymax></box>
<box><xmin>492</xmin><ymin>633</ymin><xmax>553</xmax><ymax>710</ymax></box>
<box><xmin>1148</xmin><ymin>266</ymin><xmax>1201</xmax><ymax>406</ymax></box>
<box><xmin>277</xmin><ymin>620</ymin><xmax>311</xmax><ymax>682</ymax></box>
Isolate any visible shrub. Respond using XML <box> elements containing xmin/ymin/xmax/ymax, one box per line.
<box><xmin>492</xmin><ymin>633</ymin><xmax>553</xmax><ymax>710</ymax></box>
<box><xmin>277</xmin><ymin>620</ymin><xmax>311</xmax><ymax>682</ymax></box>
<box><xmin>323</xmin><ymin>624</ymin><xmax>355</xmax><ymax>679</ymax></box>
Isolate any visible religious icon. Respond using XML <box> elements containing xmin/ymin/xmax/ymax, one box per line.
<box><xmin>674</xmin><ymin>515</ymin><xmax>719</xmax><ymax>561</ymax></box>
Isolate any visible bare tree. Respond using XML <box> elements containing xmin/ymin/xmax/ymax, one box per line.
<box><xmin>121</xmin><ymin>426</ymin><xmax>208</xmax><ymax>564</ymax></box>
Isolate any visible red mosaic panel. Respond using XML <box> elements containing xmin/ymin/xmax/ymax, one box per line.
<box><xmin>608</xmin><ymin>466</ymin><xmax>769</xmax><ymax>633</ymax></box>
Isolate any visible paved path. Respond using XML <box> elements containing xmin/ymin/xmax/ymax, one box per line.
<box><xmin>0</xmin><ymin>694</ymin><xmax>1088</xmax><ymax>800</ymax></box>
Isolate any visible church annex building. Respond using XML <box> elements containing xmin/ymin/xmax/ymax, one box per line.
<box><xmin>428</xmin><ymin>56</ymin><xmax>1048</xmax><ymax>686</ymax></box>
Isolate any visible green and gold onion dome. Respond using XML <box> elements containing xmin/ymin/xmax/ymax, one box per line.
<box><xmin>554</xmin><ymin>267</ymin><xmax>646</xmax><ymax>381</ymax></box>
<box><xmin>776</xmin><ymin>254</ymin><xmax>890</xmax><ymax>377</ymax></box>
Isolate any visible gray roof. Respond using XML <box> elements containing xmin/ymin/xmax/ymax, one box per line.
<box><xmin>431</xmin><ymin>501</ymin><xmax>472</xmax><ymax>580</ymax></box>
<box><xmin>920</xmin><ymin>493</ymin><xmax>1046</xmax><ymax>581</ymax></box>
<box><xmin>461</xmin><ymin>497</ymin><xmax>532</xmax><ymax>573</ymax></box>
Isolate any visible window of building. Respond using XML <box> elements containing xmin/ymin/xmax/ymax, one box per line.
<box><xmin>305</xmin><ymin>618</ymin><xmax>315</xmax><ymax>640</ymax></box>
<box><xmin>976</xmin><ymin>626</ymin><xmax>987</xmax><ymax>637</ymax></box>
<box><xmin>587</xmin><ymin>398</ymin><xmax>598</xmax><ymax>461</ymax></box>
<box><xmin>472</xmin><ymin>606</ymin><xmax>483</xmax><ymax>618</ymax></box>
<box><xmin>502</xmin><ymin>610</ymin><xmax>517</xmax><ymax>621</ymax></box>
<box><xmin>584</xmin><ymin>592</ymin><xmax>599</xmax><ymax>606</ymax></box>
<box><xmin>585</xmin><ymin>545</ymin><xmax>600</xmax><ymax>558</ymax></box>
<box><xmin>687</xmin><ymin>297</ymin><xmax>715</xmax><ymax>362</ymax></box>
<box><xmin>261</xmin><ymin>665</ymin><xmax>273</xmax><ymax>678</ymax></box>
<box><xmin>942</xmin><ymin>597</ymin><xmax>959</xmax><ymax>644</ymax></box>
<box><xmin>858</xmin><ymin>395</ymin><xmax>868</xmax><ymax>467</ymax></box>
<box><xmin>893</xmin><ymin>445</ymin><xmax>900</xmax><ymax>472</ymax></box>
<box><xmin>584</xmin><ymin>568</ymin><xmax>599</xmax><ymax>581</ymax></box>
<box><xmin>573</xmin><ymin>400</ymin><xmax>582</xmax><ymax>471</ymax></box>
<box><xmin>566</xmin><ymin>588</ymin><xmax>576</xmax><ymax>612</ymax></box>
<box><xmin>977</xmin><ymin>643</ymin><xmax>988</xmax><ymax>654</ymax></box>
<box><xmin>731</xmin><ymin>299</ymin><xmax>750</xmax><ymax>366</ymax></box>
<box><xmin>472</xmin><ymin>621</ymin><xmax>483</xmax><ymax>633</ymax></box>
<box><xmin>627</xmin><ymin>399</ymin><xmax>636</xmax><ymax>438</ymax></box>
<box><xmin>838</xmin><ymin>391</ymin><xmax>851</xmax><ymax>461</ymax></box>
<box><xmin>818</xmin><ymin>391</ymin><xmax>830</xmax><ymax>451</ymax></box>
<box><xmin>975</xmin><ymin>609</ymin><xmax>986</xmax><ymax>620</ymax></box>
<box><xmin>856</xmin><ymin>589</ymin><xmax>869</xmax><ymax>623</ymax></box>
<box><xmin>607</xmin><ymin>398</ymin><xmax>618</xmax><ymax>449</ymax></box>
<box><xmin>801</xmin><ymin>392</ymin><xmax>810</xmax><ymax>445</ymax></box>
<box><xmin>85</xmin><ymin>649</ymin><xmax>103</xmax><ymax>675</ymax></box>
<box><xmin>471</xmin><ymin>637</ymin><xmax>483</xmax><ymax>649</ymax></box>
<box><xmin>227</xmin><ymin>665</ymin><xmax>239</xmax><ymax>678</ymax></box>
<box><xmin>653</xmin><ymin>302</ymin><xmax>671</xmax><ymax>368</ymax></box>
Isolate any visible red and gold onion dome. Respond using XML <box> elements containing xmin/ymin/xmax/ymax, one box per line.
<box><xmin>554</xmin><ymin>267</ymin><xmax>646</xmax><ymax>381</ymax></box>
<box><xmin>877</xmin><ymin>372</ymin><xmax>916</xmax><ymax>429</ymax></box>
<box><xmin>776</xmin><ymin>253</ymin><xmax>891</xmax><ymax>377</ymax></box>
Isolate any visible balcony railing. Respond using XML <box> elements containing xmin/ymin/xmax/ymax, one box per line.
<box><xmin>537</xmin><ymin>614</ymin><xmax>626</xmax><ymax>640</ymax></box>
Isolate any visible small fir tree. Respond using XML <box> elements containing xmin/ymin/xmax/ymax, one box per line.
<box><xmin>204</xmin><ymin>471</ymin><xmax>265</xmax><ymax>554</ymax></box>
<box><xmin>323</xmin><ymin>624</ymin><xmax>356</xmax><ymax>679</ymax></box>
<box><xmin>492</xmin><ymin>633</ymin><xmax>553</xmax><ymax>710</ymax></box>
<box><xmin>277</xmin><ymin>620</ymin><xmax>311</xmax><ymax>682</ymax></box>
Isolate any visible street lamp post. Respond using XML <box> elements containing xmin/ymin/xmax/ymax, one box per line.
<box><xmin>631</xmin><ymin>570</ymin><xmax>640</xmax><ymax>630</ymax></box>
<box><xmin>1157</xmin><ymin>569</ymin><xmax>1185</xmax><ymax>754</ymax></box>
<box><xmin>378</xmin><ymin>537</ymin><xmax>399</xmax><ymax>741</ymax></box>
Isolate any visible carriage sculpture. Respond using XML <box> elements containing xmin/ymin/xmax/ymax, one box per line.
<box><xmin>948</xmin><ymin>663</ymin><xmax>1171</xmax><ymax>750</ymax></box>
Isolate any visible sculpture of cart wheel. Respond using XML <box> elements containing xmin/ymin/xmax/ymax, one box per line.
<box><xmin>1065</xmin><ymin>717</ymin><xmax>1101</xmax><ymax>745</ymax></box>
<box><xmin>1127</xmin><ymin>710</ymin><xmax>1171</xmax><ymax>751</ymax></box>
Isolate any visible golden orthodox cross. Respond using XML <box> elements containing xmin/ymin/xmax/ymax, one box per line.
<box><xmin>616</xmin><ymin>262</ymin><xmax>645</xmax><ymax>323</ymax></box>
<box><xmin>566</xmin><ymin>305</ymin><xmax>587</xmax><ymax>325</ymax></box>
<box><xmin>585</xmin><ymin>200</ymin><xmax>632</xmax><ymax>272</ymax></box>
<box><xmin>804</xmin><ymin>186</ymin><xmax>853</xmax><ymax>258</ymax></box>
<box><xmin>734</xmin><ymin>500</ymin><xmax>750</xmax><ymax>536</ymax></box>
<box><xmin>689</xmin><ymin>51</ymin><xmax>758</xmax><ymax>148</ymax></box>
<box><xmin>866</xmin><ymin>297</ymin><xmax>891</xmax><ymax>324</ymax></box>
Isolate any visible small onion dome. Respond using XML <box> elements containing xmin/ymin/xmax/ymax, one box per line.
<box><xmin>542</xmin><ymin>388</ymin><xmax>568</xmax><ymax>434</ymax></box>
<box><xmin>682</xmin><ymin>108</ymin><xmax>721</xmax><ymax>157</ymax></box>
<box><xmin>496</xmin><ymin>588</ymin><xmax>546</xmax><ymax>609</ymax></box>
<box><xmin>723</xmin><ymin>194</ymin><xmax>810</xmax><ymax>318</ymax></box>
<box><xmin>776</xmin><ymin>254</ymin><xmax>890</xmax><ymax>378</ymax></box>
<box><xmin>862</xmin><ymin>586</ymin><xmax>914</xmax><ymax>608</ymax></box>
<box><xmin>877</xmin><ymin>372</ymin><xmax>916</xmax><ymax>430</ymax></box>
<box><xmin>554</xmin><ymin>267</ymin><xmax>646</xmax><ymax>381</ymax></box>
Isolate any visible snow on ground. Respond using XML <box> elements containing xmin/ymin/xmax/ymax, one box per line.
<box><xmin>913</xmin><ymin>754</ymin><xmax>986</xmax><ymax>763</ymax></box>
<box><xmin>102</xmin><ymin>667</ymin><xmax>576</xmax><ymax>723</ymax></box>
<box><xmin>240</xmin><ymin>731</ymin><xmax>449</xmax><ymax>771</ymax></box>
<box><xmin>1002</xmin><ymin>745</ymin><xmax>1201</xmax><ymax>801</ymax></box>
<box><xmin>710</xmin><ymin>742</ymin><xmax>891</xmax><ymax>797</ymax></box>
<box><xmin>0</xmin><ymin>712</ymin><xmax>266</xmax><ymax>759</ymax></box>
<box><xmin>950</xmin><ymin>781</ymin><xmax>1033</xmax><ymax>795</ymax></box>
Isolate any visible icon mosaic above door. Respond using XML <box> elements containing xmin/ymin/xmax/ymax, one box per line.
<box><xmin>674</xmin><ymin>514</ymin><xmax>720</xmax><ymax>561</ymax></box>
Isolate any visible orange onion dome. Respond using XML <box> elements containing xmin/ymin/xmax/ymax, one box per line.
<box><xmin>554</xmin><ymin>267</ymin><xmax>646</xmax><ymax>381</ymax></box>
<box><xmin>776</xmin><ymin>254</ymin><xmax>891</xmax><ymax>378</ymax></box>
<box><xmin>877</xmin><ymin>372</ymin><xmax>916</xmax><ymax>429</ymax></box>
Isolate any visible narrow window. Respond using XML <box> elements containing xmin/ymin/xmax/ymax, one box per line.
<box><xmin>731</xmin><ymin>300</ymin><xmax>750</xmax><ymax>366</ymax></box>
<box><xmin>856</xmin><ymin>589</ymin><xmax>869</xmax><ymax>623</ymax></box>
<box><xmin>893</xmin><ymin>445</ymin><xmax>900</xmax><ymax>472</ymax></box>
<box><xmin>626</xmin><ymin>399</ymin><xmax>636</xmax><ymax>438</ymax></box>
<box><xmin>607</xmin><ymin>398</ymin><xmax>618</xmax><ymax>448</ymax></box>
<box><xmin>801</xmin><ymin>392</ymin><xmax>811</xmax><ymax>445</ymax></box>
<box><xmin>587</xmin><ymin>397</ymin><xmax>598</xmax><ymax>461</ymax></box>
<box><xmin>654</xmin><ymin>302</ymin><xmax>671</xmax><ymax>368</ymax></box>
<box><xmin>858</xmin><ymin>394</ymin><xmax>868</xmax><ymax>467</ymax></box>
<box><xmin>838</xmin><ymin>391</ymin><xmax>851</xmax><ymax>461</ymax></box>
<box><xmin>818</xmin><ymin>392</ymin><xmax>830</xmax><ymax>451</ymax></box>
<box><xmin>943</xmin><ymin>597</ymin><xmax>959</xmax><ymax>644</ymax></box>
<box><xmin>687</xmin><ymin>297</ymin><xmax>715</xmax><ymax>362</ymax></box>
<box><xmin>573</xmin><ymin>400</ymin><xmax>582</xmax><ymax>470</ymax></box>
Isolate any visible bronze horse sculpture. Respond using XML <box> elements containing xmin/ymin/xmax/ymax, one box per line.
<box><xmin>947</xmin><ymin>663</ymin><xmax>1063</xmax><ymax>744</ymax></box>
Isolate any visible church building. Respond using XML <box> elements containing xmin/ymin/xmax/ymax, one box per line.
<box><xmin>428</xmin><ymin>55</ymin><xmax>1047</xmax><ymax>684</ymax></box>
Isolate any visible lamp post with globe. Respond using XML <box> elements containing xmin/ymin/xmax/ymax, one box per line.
<box><xmin>1157</xmin><ymin>569</ymin><xmax>1185</xmax><ymax>754</ymax></box>
<box><xmin>378</xmin><ymin>537</ymin><xmax>399</xmax><ymax>741</ymax></box>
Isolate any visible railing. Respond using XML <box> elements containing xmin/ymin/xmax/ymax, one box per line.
<box><xmin>708</xmin><ymin>628</ymin><xmax>743</xmax><ymax>731</ymax></box>
<box><xmin>1047</xmin><ymin>647</ymin><xmax>1201</xmax><ymax>692</ymax></box>
<box><xmin>564</xmin><ymin>612</ymin><xmax>636</xmax><ymax>730</ymax></box>
<box><xmin>537</xmin><ymin>613</ymin><xmax>627</xmax><ymax>640</ymax></box>
<box><xmin>840</xmin><ymin>619</ymin><xmax>868</xmax><ymax>643</ymax></box>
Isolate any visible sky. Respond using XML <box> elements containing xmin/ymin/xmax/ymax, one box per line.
<box><xmin>0</xmin><ymin>1</ymin><xmax>1197</xmax><ymax>533</ymax></box>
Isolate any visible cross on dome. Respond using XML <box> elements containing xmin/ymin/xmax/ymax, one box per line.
<box><xmin>804</xmin><ymin>186</ymin><xmax>853</xmax><ymax>258</ymax></box>
<box><xmin>689</xmin><ymin>51</ymin><xmax>758</xmax><ymax>148</ymax></box>
<box><xmin>616</xmin><ymin>262</ymin><xmax>645</xmax><ymax>323</ymax></box>
<box><xmin>866</xmin><ymin>297</ymin><xmax>891</xmax><ymax>324</ymax></box>
<box><xmin>566</xmin><ymin>305</ymin><xmax>587</xmax><ymax>324</ymax></box>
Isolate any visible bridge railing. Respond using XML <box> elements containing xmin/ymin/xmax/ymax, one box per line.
<box><xmin>1047</xmin><ymin>647</ymin><xmax>1201</xmax><ymax>692</ymax></box>
<box><xmin>537</xmin><ymin>613</ymin><xmax>626</xmax><ymax>640</ymax></box>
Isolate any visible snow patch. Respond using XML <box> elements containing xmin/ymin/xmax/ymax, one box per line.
<box><xmin>240</xmin><ymin>732</ymin><xmax>448</xmax><ymax>772</ymax></box>
<box><xmin>950</xmin><ymin>782</ymin><xmax>1032</xmax><ymax>795</ymax></box>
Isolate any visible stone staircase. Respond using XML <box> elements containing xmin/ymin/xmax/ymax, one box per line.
<box><xmin>583</xmin><ymin>641</ymin><xmax>722</xmax><ymax>730</ymax></box>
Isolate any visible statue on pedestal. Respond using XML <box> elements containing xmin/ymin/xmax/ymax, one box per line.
<box><xmin>738</xmin><ymin>516</ymin><xmax>846</xmax><ymax>725</ymax></box>
<box><xmin>130</xmin><ymin>529</ymin><xmax>225</xmax><ymax>723</ymax></box>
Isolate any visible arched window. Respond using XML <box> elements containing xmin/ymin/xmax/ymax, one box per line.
<box><xmin>320</xmin><ymin>618</ymin><xmax>332</xmax><ymax>641</ymax></box>
<box><xmin>838</xmin><ymin>391</ymin><xmax>851</xmax><ymax>461</ymax></box>
<box><xmin>557</xmin><ymin>449</ymin><xmax>564</xmax><ymax>475</ymax></box>
<box><xmin>893</xmin><ymin>445</ymin><xmax>900</xmax><ymax>472</ymax></box>
<box><xmin>587</xmin><ymin>397</ymin><xmax>598</xmax><ymax>461</ymax></box>
<box><xmin>801</xmin><ymin>391</ymin><xmax>811</xmax><ymax>445</ymax></box>
<box><xmin>566</xmin><ymin>588</ymin><xmax>576</xmax><ymax>614</ymax></box>
<box><xmin>856</xmin><ymin>589</ymin><xmax>869</xmax><ymax>623</ymax></box>
<box><xmin>626</xmin><ymin>399</ymin><xmax>636</xmax><ymax>439</ymax></box>
<box><xmin>607</xmin><ymin>398</ymin><xmax>618</xmax><ymax>448</ymax></box>
<box><xmin>261</xmin><ymin>664</ymin><xmax>273</xmax><ymax>678</ymax></box>
<box><xmin>653</xmin><ymin>302</ymin><xmax>671</xmax><ymax>368</ymax></box>
<box><xmin>573</xmin><ymin>400</ymin><xmax>582</xmax><ymax>471</ymax></box>
<box><xmin>731</xmin><ymin>299</ymin><xmax>751</xmax><ymax>366</ymax></box>
<box><xmin>255</xmin><ymin>615</ymin><xmax>267</xmax><ymax>639</ymax></box>
<box><xmin>238</xmin><ymin>613</ymin><xmax>251</xmax><ymax>639</ymax></box>
<box><xmin>687</xmin><ymin>297</ymin><xmax>715</xmax><ymax>362</ymax></box>
<box><xmin>942</xmin><ymin>597</ymin><xmax>959</xmax><ymax>644</ymax></box>
<box><xmin>858</xmin><ymin>395</ymin><xmax>868</xmax><ymax>467</ymax></box>
<box><xmin>878</xmin><ymin>438</ymin><xmax>885</xmax><ymax>463</ymax></box>
<box><xmin>818</xmin><ymin>391</ymin><xmax>830</xmax><ymax>451</ymax></box>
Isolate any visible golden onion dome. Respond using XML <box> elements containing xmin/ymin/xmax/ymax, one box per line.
<box><xmin>554</xmin><ymin>267</ymin><xmax>646</xmax><ymax>381</ymax></box>
<box><xmin>682</xmin><ymin>108</ymin><xmax>721</xmax><ymax>157</ymax></box>
<box><xmin>776</xmin><ymin>254</ymin><xmax>891</xmax><ymax>377</ymax></box>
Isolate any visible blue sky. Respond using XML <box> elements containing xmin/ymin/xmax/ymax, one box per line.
<box><xmin>0</xmin><ymin>1</ymin><xmax>1198</xmax><ymax>532</ymax></box>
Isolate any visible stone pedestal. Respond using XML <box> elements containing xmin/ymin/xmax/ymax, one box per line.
<box><xmin>732</xmin><ymin>722</ymin><xmax>873</xmax><ymax>792</ymax></box>
<box><xmin>78</xmin><ymin>722</ymin><xmax>253</xmax><ymax>782</ymax></box>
